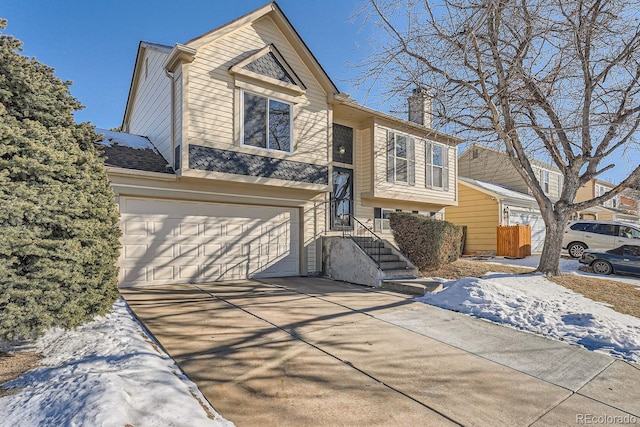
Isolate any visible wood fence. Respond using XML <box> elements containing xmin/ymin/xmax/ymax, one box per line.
<box><xmin>497</xmin><ymin>225</ymin><xmax>531</xmax><ymax>258</ymax></box>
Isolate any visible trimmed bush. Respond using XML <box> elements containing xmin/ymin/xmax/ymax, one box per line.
<box><xmin>0</xmin><ymin>20</ymin><xmax>121</xmax><ymax>341</ymax></box>
<box><xmin>389</xmin><ymin>212</ymin><xmax>463</xmax><ymax>271</ymax></box>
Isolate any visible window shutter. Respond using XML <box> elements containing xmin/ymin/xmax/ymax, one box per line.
<box><xmin>408</xmin><ymin>138</ymin><xmax>415</xmax><ymax>185</ymax></box>
<box><xmin>425</xmin><ymin>142</ymin><xmax>432</xmax><ymax>188</ymax></box>
<box><xmin>387</xmin><ymin>131</ymin><xmax>395</xmax><ymax>182</ymax></box>
<box><xmin>443</xmin><ymin>146</ymin><xmax>449</xmax><ymax>191</ymax></box>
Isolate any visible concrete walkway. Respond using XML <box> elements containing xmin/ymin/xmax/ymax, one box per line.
<box><xmin>121</xmin><ymin>277</ymin><xmax>640</xmax><ymax>426</ymax></box>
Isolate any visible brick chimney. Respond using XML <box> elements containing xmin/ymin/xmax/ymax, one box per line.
<box><xmin>408</xmin><ymin>86</ymin><xmax>432</xmax><ymax>128</ymax></box>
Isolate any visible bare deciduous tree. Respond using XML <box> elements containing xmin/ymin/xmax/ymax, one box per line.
<box><xmin>360</xmin><ymin>0</ymin><xmax>640</xmax><ymax>275</ymax></box>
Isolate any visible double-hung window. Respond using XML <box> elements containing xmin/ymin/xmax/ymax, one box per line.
<box><xmin>387</xmin><ymin>131</ymin><xmax>415</xmax><ymax>184</ymax></box>
<box><xmin>242</xmin><ymin>91</ymin><xmax>292</xmax><ymax>152</ymax></box>
<box><xmin>425</xmin><ymin>142</ymin><xmax>449</xmax><ymax>190</ymax></box>
<box><xmin>542</xmin><ymin>170</ymin><xmax>550</xmax><ymax>194</ymax></box>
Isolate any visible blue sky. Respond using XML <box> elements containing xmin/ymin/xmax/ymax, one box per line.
<box><xmin>3</xmin><ymin>0</ymin><xmax>370</xmax><ymax>129</ymax></box>
<box><xmin>3</xmin><ymin>1</ymin><xmax>635</xmax><ymax>184</ymax></box>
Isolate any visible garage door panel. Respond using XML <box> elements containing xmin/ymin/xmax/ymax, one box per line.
<box><xmin>119</xmin><ymin>197</ymin><xmax>299</xmax><ymax>286</ymax></box>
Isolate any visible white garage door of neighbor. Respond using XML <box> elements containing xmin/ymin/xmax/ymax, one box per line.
<box><xmin>509</xmin><ymin>209</ymin><xmax>545</xmax><ymax>253</ymax></box>
<box><xmin>119</xmin><ymin>197</ymin><xmax>299</xmax><ymax>286</ymax></box>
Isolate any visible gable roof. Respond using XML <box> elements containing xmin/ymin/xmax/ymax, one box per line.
<box><xmin>96</xmin><ymin>129</ymin><xmax>173</xmax><ymax>174</ymax></box>
<box><xmin>185</xmin><ymin>1</ymin><xmax>338</xmax><ymax>95</ymax></box>
<box><xmin>460</xmin><ymin>144</ymin><xmax>561</xmax><ymax>172</ymax></box>
<box><xmin>459</xmin><ymin>177</ymin><xmax>537</xmax><ymax>204</ymax></box>
<box><xmin>121</xmin><ymin>42</ymin><xmax>172</xmax><ymax>129</ymax></box>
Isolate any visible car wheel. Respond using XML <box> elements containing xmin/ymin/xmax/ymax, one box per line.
<box><xmin>591</xmin><ymin>260</ymin><xmax>613</xmax><ymax>275</ymax></box>
<box><xmin>568</xmin><ymin>242</ymin><xmax>587</xmax><ymax>258</ymax></box>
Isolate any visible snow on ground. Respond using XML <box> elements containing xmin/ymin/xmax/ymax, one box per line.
<box><xmin>0</xmin><ymin>300</ymin><xmax>233</xmax><ymax>427</ymax></box>
<box><xmin>419</xmin><ymin>269</ymin><xmax>640</xmax><ymax>364</ymax></box>
<box><xmin>480</xmin><ymin>253</ymin><xmax>640</xmax><ymax>287</ymax></box>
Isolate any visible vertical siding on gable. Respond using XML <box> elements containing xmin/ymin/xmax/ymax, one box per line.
<box><xmin>127</xmin><ymin>49</ymin><xmax>172</xmax><ymax>163</ymax></box>
<box><xmin>446</xmin><ymin>184</ymin><xmax>500</xmax><ymax>253</ymax></box>
<box><xmin>185</xmin><ymin>17</ymin><xmax>329</xmax><ymax>166</ymax></box>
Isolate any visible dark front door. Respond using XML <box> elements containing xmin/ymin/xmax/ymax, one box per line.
<box><xmin>331</xmin><ymin>167</ymin><xmax>353</xmax><ymax>230</ymax></box>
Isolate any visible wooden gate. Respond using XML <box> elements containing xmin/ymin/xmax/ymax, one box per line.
<box><xmin>497</xmin><ymin>225</ymin><xmax>531</xmax><ymax>258</ymax></box>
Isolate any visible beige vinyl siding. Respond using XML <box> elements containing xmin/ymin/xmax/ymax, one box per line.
<box><xmin>459</xmin><ymin>148</ymin><xmax>527</xmax><ymax>194</ymax></box>
<box><xmin>355</xmin><ymin>126</ymin><xmax>374</xmax><ymax>219</ymax></box>
<box><xmin>534</xmin><ymin>166</ymin><xmax>562</xmax><ymax>201</ymax></box>
<box><xmin>373</xmin><ymin>123</ymin><xmax>457</xmax><ymax>204</ymax></box>
<box><xmin>172</xmin><ymin>70</ymin><xmax>183</xmax><ymax>168</ymax></box>
<box><xmin>185</xmin><ymin>16</ymin><xmax>329</xmax><ymax>167</ymax></box>
<box><xmin>446</xmin><ymin>183</ymin><xmax>500</xmax><ymax>253</ymax></box>
<box><xmin>302</xmin><ymin>197</ymin><xmax>328</xmax><ymax>274</ymax></box>
<box><xmin>127</xmin><ymin>48</ymin><xmax>172</xmax><ymax>163</ymax></box>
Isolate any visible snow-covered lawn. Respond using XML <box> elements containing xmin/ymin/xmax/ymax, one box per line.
<box><xmin>419</xmin><ymin>256</ymin><xmax>640</xmax><ymax>364</ymax></box>
<box><xmin>0</xmin><ymin>300</ymin><xmax>233</xmax><ymax>427</ymax></box>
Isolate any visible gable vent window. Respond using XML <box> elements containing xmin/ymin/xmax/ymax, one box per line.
<box><xmin>425</xmin><ymin>142</ymin><xmax>449</xmax><ymax>190</ymax></box>
<box><xmin>242</xmin><ymin>90</ymin><xmax>292</xmax><ymax>153</ymax></box>
<box><xmin>387</xmin><ymin>131</ymin><xmax>415</xmax><ymax>184</ymax></box>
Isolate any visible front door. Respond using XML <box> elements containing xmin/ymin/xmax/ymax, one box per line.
<box><xmin>331</xmin><ymin>167</ymin><xmax>353</xmax><ymax>230</ymax></box>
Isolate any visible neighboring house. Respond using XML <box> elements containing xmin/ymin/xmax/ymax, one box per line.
<box><xmin>102</xmin><ymin>2</ymin><xmax>461</xmax><ymax>287</ymax></box>
<box><xmin>458</xmin><ymin>145</ymin><xmax>563</xmax><ymax>202</ymax></box>
<box><xmin>446</xmin><ymin>177</ymin><xmax>546</xmax><ymax>253</ymax></box>
<box><xmin>573</xmin><ymin>179</ymin><xmax>640</xmax><ymax>224</ymax></box>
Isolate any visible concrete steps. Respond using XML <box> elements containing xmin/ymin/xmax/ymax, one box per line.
<box><xmin>381</xmin><ymin>278</ymin><xmax>444</xmax><ymax>296</ymax></box>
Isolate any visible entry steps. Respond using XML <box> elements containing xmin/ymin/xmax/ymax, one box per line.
<box><xmin>380</xmin><ymin>278</ymin><xmax>444</xmax><ymax>296</ymax></box>
<box><xmin>351</xmin><ymin>236</ymin><xmax>415</xmax><ymax>272</ymax></box>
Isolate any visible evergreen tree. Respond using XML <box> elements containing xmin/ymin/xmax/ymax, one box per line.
<box><xmin>0</xmin><ymin>19</ymin><xmax>121</xmax><ymax>341</ymax></box>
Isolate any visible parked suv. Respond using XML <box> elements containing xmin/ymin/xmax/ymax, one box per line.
<box><xmin>563</xmin><ymin>220</ymin><xmax>640</xmax><ymax>258</ymax></box>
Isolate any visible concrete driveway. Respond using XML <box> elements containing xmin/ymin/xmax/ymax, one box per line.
<box><xmin>121</xmin><ymin>277</ymin><xmax>640</xmax><ymax>426</ymax></box>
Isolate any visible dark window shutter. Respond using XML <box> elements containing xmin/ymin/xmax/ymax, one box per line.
<box><xmin>387</xmin><ymin>131</ymin><xmax>395</xmax><ymax>182</ymax></box>
<box><xmin>425</xmin><ymin>142</ymin><xmax>432</xmax><ymax>188</ymax></box>
<box><xmin>408</xmin><ymin>137</ymin><xmax>415</xmax><ymax>185</ymax></box>
<box><xmin>443</xmin><ymin>146</ymin><xmax>449</xmax><ymax>191</ymax></box>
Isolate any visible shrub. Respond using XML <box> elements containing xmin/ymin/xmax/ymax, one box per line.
<box><xmin>0</xmin><ymin>20</ymin><xmax>121</xmax><ymax>341</ymax></box>
<box><xmin>390</xmin><ymin>212</ymin><xmax>463</xmax><ymax>271</ymax></box>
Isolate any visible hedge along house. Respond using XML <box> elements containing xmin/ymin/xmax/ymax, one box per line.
<box><xmin>102</xmin><ymin>2</ymin><xmax>462</xmax><ymax>287</ymax></box>
<box><xmin>446</xmin><ymin>177</ymin><xmax>546</xmax><ymax>254</ymax></box>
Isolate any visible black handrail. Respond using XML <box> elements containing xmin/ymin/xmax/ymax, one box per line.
<box><xmin>341</xmin><ymin>213</ymin><xmax>386</xmax><ymax>269</ymax></box>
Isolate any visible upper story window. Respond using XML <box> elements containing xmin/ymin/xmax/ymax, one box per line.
<box><xmin>542</xmin><ymin>170</ymin><xmax>550</xmax><ymax>194</ymax></box>
<box><xmin>242</xmin><ymin>91</ymin><xmax>292</xmax><ymax>153</ymax></box>
<box><xmin>387</xmin><ymin>131</ymin><xmax>415</xmax><ymax>184</ymax></box>
<box><xmin>425</xmin><ymin>142</ymin><xmax>449</xmax><ymax>190</ymax></box>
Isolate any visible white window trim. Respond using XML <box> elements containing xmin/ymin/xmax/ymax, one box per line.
<box><xmin>387</xmin><ymin>131</ymin><xmax>415</xmax><ymax>184</ymax></box>
<box><xmin>240</xmin><ymin>89</ymin><xmax>294</xmax><ymax>154</ymax></box>
<box><xmin>543</xmin><ymin>170</ymin><xmax>550</xmax><ymax>194</ymax></box>
<box><xmin>425</xmin><ymin>142</ymin><xmax>449</xmax><ymax>190</ymax></box>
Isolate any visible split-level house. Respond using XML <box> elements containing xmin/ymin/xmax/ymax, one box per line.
<box><xmin>574</xmin><ymin>179</ymin><xmax>640</xmax><ymax>224</ymax></box>
<box><xmin>447</xmin><ymin>145</ymin><xmax>564</xmax><ymax>253</ymax></box>
<box><xmin>101</xmin><ymin>2</ymin><xmax>462</xmax><ymax>287</ymax></box>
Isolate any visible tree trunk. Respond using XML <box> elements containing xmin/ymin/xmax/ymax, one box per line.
<box><xmin>536</xmin><ymin>213</ymin><xmax>569</xmax><ymax>276</ymax></box>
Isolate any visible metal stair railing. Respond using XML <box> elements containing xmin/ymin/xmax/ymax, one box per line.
<box><xmin>341</xmin><ymin>213</ymin><xmax>386</xmax><ymax>269</ymax></box>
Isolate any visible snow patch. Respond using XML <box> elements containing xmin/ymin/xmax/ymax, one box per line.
<box><xmin>0</xmin><ymin>300</ymin><xmax>233</xmax><ymax>427</ymax></box>
<box><xmin>419</xmin><ymin>273</ymin><xmax>640</xmax><ymax>363</ymax></box>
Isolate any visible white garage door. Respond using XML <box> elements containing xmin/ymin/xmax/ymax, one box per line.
<box><xmin>509</xmin><ymin>209</ymin><xmax>545</xmax><ymax>253</ymax></box>
<box><xmin>119</xmin><ymin>197</ymin><xmax>299</xmax><ymax>286</ymax></box>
